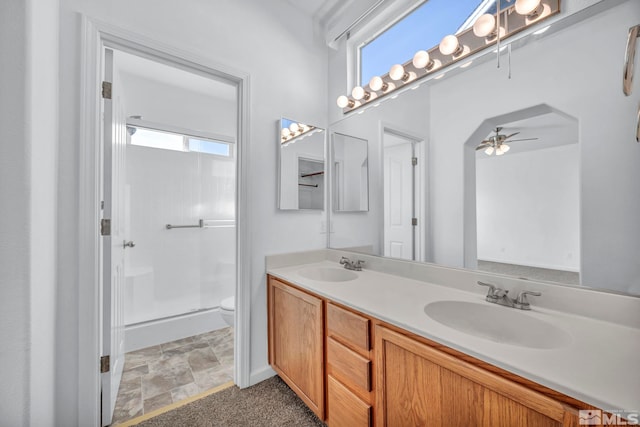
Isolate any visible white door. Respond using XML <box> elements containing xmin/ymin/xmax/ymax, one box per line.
<box><xmin>101</xmin><ymin>48</ymin><xmax>127</xmax><ymax>426</ymax></box>
<box><xmin>383</xmin><ymin>137</ymin><xmax>415</xmax><ymax>260</ymax></box>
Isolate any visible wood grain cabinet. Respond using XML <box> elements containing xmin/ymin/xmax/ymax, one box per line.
<box><xmin>267</xmin><ymin>276</ymin><xmax>325</xmax><ymax>419</ymax></box>
<box><xmin>326</xmin><ymin>302</ymin><xmax>373</xmax><ymax>427</ymax></box>
<box><xmin>267</xmin><ymin>275</ymin><xmax>602</xmax><ymax>427</ymax></box>
<box><xmin>374</xmin><ymin>325</ymin><xmax>580</xmax><ymax>427</ymax></box>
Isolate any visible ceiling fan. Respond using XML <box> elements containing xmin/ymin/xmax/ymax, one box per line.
<box><xmin>476</xmin><ymin>127</ymin><xmax>539</xmax><ymax>156</ymax></box>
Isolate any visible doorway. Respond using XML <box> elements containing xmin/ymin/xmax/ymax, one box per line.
<box><xmin>98</xmin><ymin>45</ymin><xmax>243</xmax><ymax>425</ymax></box>
<box><xmin>382</xmin><ymin>129</ymin><xmax>424</xmax><ymax>261</ymax></box>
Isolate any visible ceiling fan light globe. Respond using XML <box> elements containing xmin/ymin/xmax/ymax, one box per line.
<box><xmin>502</xmin><ymin>144</ymin><xmax>511</xmax><ymax>153</ymax></box>
<box><xmin>496</xmin><ymin>146</ymin><xmax>505</xmax><ymax>155</ymax></box>
<box><xmin>484</xmin><ymin>146</ymin><xmax>495</xmax><ymax>155</ymax></box>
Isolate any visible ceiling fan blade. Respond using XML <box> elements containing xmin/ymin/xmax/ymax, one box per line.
<box><xmin>504</xmin><ymin>132</ymin><xmax>520</xmax><ymax>140</ymax></box>
<box><xmin>476</xmin><ymin>144</ymin><xmax>490</xmax><ymax>151</ymax></box>
<box><xmin>506</xmin><ymin>137</ymin><xmax>539</xmax><ymax>142</ymax></box>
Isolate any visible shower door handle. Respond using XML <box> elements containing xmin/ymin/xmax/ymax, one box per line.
<box><xmin>123</xmin><ymin>240</ymin><xmax>135</xmax><ymax>248</ymax></box>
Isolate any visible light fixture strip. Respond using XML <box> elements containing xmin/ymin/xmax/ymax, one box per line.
<box><xmin>337</xmin><ymin>0</ymin><xmax>560</xmax><ymax>113</ymax></box>
<box><xmin>281</xmin><ymin>123</ymin><xmax>317</xmax><ymax>144</ymax></box>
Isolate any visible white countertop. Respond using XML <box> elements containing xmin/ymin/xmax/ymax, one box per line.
<box><xmin>268</xmin><ymin>260</ymin><xmax>640</xmax><ymax>414</ymax></box>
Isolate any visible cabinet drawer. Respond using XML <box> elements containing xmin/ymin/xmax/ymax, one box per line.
<box><xmin>327</xmin><ymin>302</ymin><xmax>370</xmax><ymax>353</ymax></box>
<box><xmin>328</xmin><ymin>375</ymin><xmax>371</xmax><ymax>427</ymax></box>
<box><xmin>327</xmin><ymin>337</ymin><xmax>371</xmax><ymax>392</ymax></box>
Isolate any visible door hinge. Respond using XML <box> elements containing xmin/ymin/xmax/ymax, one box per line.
<box><xmin>100</xmin><ymin>218</ymin><xmax>111</xmax><ymax>236</ymax></box>
<box><xmin>100</xmin><ymin>355</ymin><xmax>110</xmax><ymax>373</ymax></box>
<box><xmin>412</xmin><ymin>217</ymin><xmax>418</xmax><ymax>226</ymax></box>
<box><xmin>102</xmin><ymin>81</ymin><xmax>112</xmax><ymax>99</ymax></box>
<box><xmin>412</xmin><ymin>157</ymin><xmax>418</xmax><ymax>166</ymax></box>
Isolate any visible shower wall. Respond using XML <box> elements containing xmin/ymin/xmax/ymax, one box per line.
<box><xmin>125</xmin><ymin>144</ymin><xmax>236</xmax><ymax>325</ymax></box>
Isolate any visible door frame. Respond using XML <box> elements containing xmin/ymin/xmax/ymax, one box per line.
<box><xmin>379</xmin><ymin>124</ymin><xmax>428</xmax><ymax>262</ymax></box>
<box><xmin>78</xmin><ymin>17</ymin><xmax>252</xmax><ymax>425</ymax></box>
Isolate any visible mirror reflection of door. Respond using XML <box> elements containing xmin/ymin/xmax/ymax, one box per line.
<box><xmin>331</xmin><ymin>133</ymin><xmax>369</xmax><ymax>212</ymax></box>
<box><xmin>383</xmin><ymin>131</ymin><xmax>421</xmax><ymax>261</ymax></box>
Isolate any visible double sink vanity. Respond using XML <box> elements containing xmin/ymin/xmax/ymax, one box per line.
<box><xmin>266</xmin><ymin>249</ymin><xmax>640</xmax><ymax>426</ymax></box>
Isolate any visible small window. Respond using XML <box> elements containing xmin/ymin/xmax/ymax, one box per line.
<box><xmin>130</xmin><ymin>127</ymin><xmax>185</xmax><ymax>152</ymax></box>
<box><xmin>359</xmin><ymin>0</ymin><xmax>504</xmax><ymax>85</ymax></box>
<box><xmin>129</xmin><ymin>125</ymin><xmax>232</xmax><ymax>157</ymax></box>
<box><xmin>188</xmin><ymin>138</ymin><xmax>230</xmax><ymax>156</ymax></box>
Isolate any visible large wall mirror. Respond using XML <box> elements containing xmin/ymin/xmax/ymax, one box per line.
<box><xmin>278</xmin><ymin>118</ymin><xmax>326</xmax><ymax>210</ymax></box>
<box><xmin>328</xmin><ymin>0</ymin><xmax>640</xmax><ymax>296</ymax></box>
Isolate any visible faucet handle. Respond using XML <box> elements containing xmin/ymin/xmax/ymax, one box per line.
<box><xmin>339</xmin><ymin>256</ymin><xmax>350</xmax><ymax>265</ymax></box>
<box><xmin>354</xmin><ymin>260</ymin><xmax>365</xmax><ymax>270</ymax></box>
<box><xmin>477</xmin><ymin>281</ymin><xmax>498</xmax><ymax>296</ymax></box>
<box><xmin>515</xmin><ymin>290</ymin><xmax>542</xmax><ymax>309</ymax></box>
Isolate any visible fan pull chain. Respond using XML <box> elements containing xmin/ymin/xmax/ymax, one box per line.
<box><xmin>508</xmin><ymin>43</ymin><xmax>512</xmax><ymax>79</ymax></box>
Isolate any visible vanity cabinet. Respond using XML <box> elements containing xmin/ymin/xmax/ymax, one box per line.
<box><xmin>374</xmin><ymin>325</ymin><xmax>579</xmax><ymax>427</ymax></box>
<box><xmin>267</xmin><ymin>276</ymin><xmax>324</xmax><ymax>418</ymax></box>
<box><xmin>267</xmin><ymin>275</ymin><xmax>597</xmax><ymax>427</ymax></box>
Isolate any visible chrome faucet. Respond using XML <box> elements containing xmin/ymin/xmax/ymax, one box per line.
<box><xmin>340</xmin><ymin>256</ymin><xmax>364</xmax><ymax>271</ymax></box>
<box><xmin>477</xmin><ymin>281</ymin><xmax>541</xmax><ymax>310</ymax></box>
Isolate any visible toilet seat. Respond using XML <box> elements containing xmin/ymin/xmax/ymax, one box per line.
<box><xmin>221</xmin><ymin>296</ymin><xmax>235</xmax><ymax>311</ymax></box>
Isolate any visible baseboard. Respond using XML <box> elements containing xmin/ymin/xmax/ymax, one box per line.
<box><xmin>249</xmin><ymin>365</ymin><xmax>276</xmax><ymax>387</ymax></box>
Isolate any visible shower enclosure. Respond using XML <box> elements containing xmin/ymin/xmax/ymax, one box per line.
<box><xmin>123</xmin><ymin>134</ymin><xmax>236</xmax><ymax>350</ymax></box>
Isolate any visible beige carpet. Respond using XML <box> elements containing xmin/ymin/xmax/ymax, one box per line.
<box><xmin>131</xmin><ymin>376</ymin><xmax>325</xmax><ymax>426</ymax></box>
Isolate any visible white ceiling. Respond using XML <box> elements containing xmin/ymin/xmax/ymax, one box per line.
<box><xmin>115</xmin><ymin>50</ymin><xmax>236</xmax><ymax>102</ymax></box>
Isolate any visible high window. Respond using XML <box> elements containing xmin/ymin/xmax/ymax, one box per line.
<box><xmin>359</xmin><ymin>0</ymin><xmax>510</xmax><ymax>85</ymax></box>
<box><xmin>130</xmin><ymin>126</ymin><xmax>232</xmax><ymax>157</ymax></box>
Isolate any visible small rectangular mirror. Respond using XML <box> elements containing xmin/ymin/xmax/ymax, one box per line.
<box><xmin>332</xmin><ymin>132</ymin><xmax>369</xmax><ymax>212</ymax></box>
<box><xmin>278</xmin><ymin>118</ymin><xmax>325</xmax><ymax>210</ymax></box>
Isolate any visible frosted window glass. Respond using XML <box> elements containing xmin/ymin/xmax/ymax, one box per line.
<box><xmin>188</xmin><ymin>138</ymin><xmax>231</xmax><ymax>156</ymax></box>
<box><xmin>130</xmin><ymin>127</ymin><xmax>185</xmax><ymax>151</ymax></box>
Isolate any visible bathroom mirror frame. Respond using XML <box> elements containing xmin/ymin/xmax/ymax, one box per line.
<box><xmin>277</xmin><ymin>117</ymin><xmax>326</xmax><ymax>211</ymax></box>
<box><xmin>331</xmin><ymin>132</ymin><xmax>370</xmax><ymax>213</ymax></box>
<box><xmin>326</xmin><ymin>0</ymin><xmax>640</xmax><ymax>297</ymax></box>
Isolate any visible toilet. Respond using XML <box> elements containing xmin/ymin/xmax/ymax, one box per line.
<box><xmin>220</xmin><ymin>296</ymin><xmax>235</xmax><ymax>327</ymax></box>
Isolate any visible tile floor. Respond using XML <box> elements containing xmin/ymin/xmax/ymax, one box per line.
<box><xmin>112</xmin><ymin>327</ymin><xmax>234</xmax><ymax>425</ymax></box>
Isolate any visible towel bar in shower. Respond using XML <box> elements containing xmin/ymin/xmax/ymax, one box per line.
<box><xmin>166</xmin><ymin>219</ymin><xmax>204</xmax><ymax>230</ymax></box>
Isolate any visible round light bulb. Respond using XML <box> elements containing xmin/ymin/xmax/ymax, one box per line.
<box><xmin>484</xmin><ymin>146</ymin><xmax>494</xmax><ymax>155</ymax></box>
<box><xmin>352</xmin><ymin>86</ymin><xmax>366</xmax><ymax>100</ymax></box>
<box><xmin>501</xmin><ymin>143</ymin><xmax>511</xmax><ymax>153</ymax></box>
<box><xmin>412</xmin><ymin>50</ymin><xmax>430</xmax><ymax>69</ymax></box>
<box><xmin>336</xmin><ymin>95</ymin><xmax>350</xmax><ymax>108</ymax></box>
<box><xmin>281</xmin><ymin>128</ymin><xmax>291</xmax><ymax>138</ymax></box>
<box><xmin>389</xmin><ymin>64</ymin><xmax>406</xmax><ymax>81</ymax></box>
<box><xmin>289</xmin><ymin>123</ymin><xmax>299</xmax><ymax>133</ymax></box>
<box><xmin>369</xmin><ymin>76</ymin><xmax>384</xmax><ymax>91</ymax></box>
<box><xmin>439</xmin><ymin>34</ymin><xmax>460</xmax><ymax>56</ymax></box>
<box><xmin>473</xmin><ymin>14</ymin><xmax>496</xmax><ymax>37</ymax></box>
<box><xmin>515</xmin><ymin>0</ymin><xmax>542</xmax><ymax>15</ymax></box>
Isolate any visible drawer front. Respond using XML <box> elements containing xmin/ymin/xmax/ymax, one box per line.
<box><xmin>327</xmin><ymin>302</ymin><xmax>370</xmax><ymax>353</ymax></box>
<box><xmin>327</xmin><ymin>337</ymin><xmax>371</xmax><ymax>392</ymax></box>
<box><xmin>328</xmin><ymin>375</ymin><xmax>372</xmax><ymax>427</ymax></box>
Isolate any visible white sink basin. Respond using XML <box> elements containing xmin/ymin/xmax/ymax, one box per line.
<box><xmin>424</xmin><ymin>300</ymin><xmax>571</xmax><ymax>349</ymax></box>
<box><xmin>297</xmin><ymin>267</ymin><xmax>358</xmax><ymax>282</ymax></box>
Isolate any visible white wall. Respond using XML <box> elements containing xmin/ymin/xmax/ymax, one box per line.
<box><xmin>476</xmin><ymin>144</ymin><xmax>580</xmax><ymax>271</ymax></box>
<box><xmin>120</xmin><ymin>71</ymin><xmax>237</xmax><ymax>138</ymax></box>
<box><xmin>56</xmin><ymin>1</ymin><xmax>328</xmax><ymax>424</ymax></box>
<box><xmin>0</xmin><ymin>0</ymin><xmax>59</xmax><ymax>425</ymax></box>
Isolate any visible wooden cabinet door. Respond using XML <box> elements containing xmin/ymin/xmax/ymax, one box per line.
<box><xmin>268</xmin><ymin>277</ymin><xmax>324</xmax><ymax>419</ymax></box>
<box><xmin>375</xmin><ymin>326</ymin><xmax>579</xmax><ymax>427</ymax></box>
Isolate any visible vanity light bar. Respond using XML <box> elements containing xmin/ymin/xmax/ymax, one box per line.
<box><xmin>281</xmin><ymin>122</ymin><xmax>317</xmax><ymax>144</ymax></box>
<box><xmin>337</xmin><ymin>0</ymin><xmax>560</xmax><ymax>114</ymax></box>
